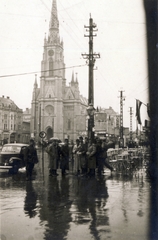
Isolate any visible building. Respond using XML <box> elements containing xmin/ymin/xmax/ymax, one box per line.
<box><xmin>30</xmin><ymin>0</ymin><xmax>87</xmax><ymax>142</ymax></box>
<box><xmin>95</xmin><ymin>106</ymin><xmax>120</xmax><ymax>139</ymax></box>
<box><xmin>0</xmin><ymin>96</ymin><xmax>23</xmax><ymax>144</ymax></box>
<box><xmin>22</xmin><ymin>108</ymin><xmax>31</xmax><ymax>143</ymax></box>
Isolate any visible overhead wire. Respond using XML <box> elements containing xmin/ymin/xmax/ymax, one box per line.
<box><xmin>0</xmin><ymin>64</ymin><xmax>86</xmax><ymax>78</ymax></box>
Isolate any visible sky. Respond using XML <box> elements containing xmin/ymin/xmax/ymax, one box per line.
<box><xmin>0</xmin><ymin>0</ymin><xmax>149</xmax><ymax>129</ymax></box>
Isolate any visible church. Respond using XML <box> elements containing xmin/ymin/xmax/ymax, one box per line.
<box><xmin>30</xmin><ymin>0</ymin><xmax>88</xmax><ymax>142</ymax></box>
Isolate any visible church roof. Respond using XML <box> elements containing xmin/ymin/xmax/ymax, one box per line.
<box><xmin>79</xmin><ymin>95</ymin><xmax>88</xmax><ymax>105</ymax></box>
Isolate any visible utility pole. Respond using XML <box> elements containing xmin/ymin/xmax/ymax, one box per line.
<box><xmin>82</xmin><ymin>15</ymin><xmax>100</xmax><ymax>141</ymax></box>
<box><xmin>118</xmin><ymin>90</ymin><xmax>125</xmax><ymax>147</ymax></box>
<box><xmin>129</xmin><ymin>107</ymin><xmax>133</xmax><ymax>141</ymax></box>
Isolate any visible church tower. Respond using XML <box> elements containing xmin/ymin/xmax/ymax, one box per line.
<box><xmin>30</xmin><ymin>0</ymin><xmax>88</xmax><ymax>142</ymax></box>
<box><xmin>36</xmin><ymin>0</ymin><xmax>65</xmax><ymax>140</ymax></box>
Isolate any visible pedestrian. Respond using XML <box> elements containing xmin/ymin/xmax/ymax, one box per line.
<box><xmin>69</xmin><ymin>140</ymin><xmax>74</xmax><ymax>162</ymax></box>
<box><xmin>73</xmin><ymin>139</ymin><xmax>80</xmax><ymax>175</ymax></box>
<box><xmin>102</xmin><ymin>139</ymin><xmax>114</xmax><ymax>172</ymax></box>
<box><xmin>96</xmin><ymin>139</ymin><xmax>105</xmax><ymax>175</ymax></box>
<box><xmin>86</xmin><ymin>139</ymin><xmax>97</xmax><ymax>177</ymax></box>
<box><xmin>45</xmin><ymin>138</ymin><xmax>59</xmax><ymax>176</ymax></box>
<box><xmin>60</xmin><ymin>138</ymin><xmax>69</xmax><ymax>175</ymax></box>
<box><xmin>24</xmin><ymin>139</ymin><xmax>39</xmax><ymax>181</ymax></box>
<box><xmin>78</xmin><ymin>136</ymin><xmax>87</xmax><ymax>175</ymax></box>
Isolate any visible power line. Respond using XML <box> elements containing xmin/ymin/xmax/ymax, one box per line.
<box><xmin>0</xmin><ymin>64</ymin><xmax>86</xmax><ymax>78</ymax></box>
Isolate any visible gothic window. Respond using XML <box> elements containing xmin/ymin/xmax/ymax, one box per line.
<box><xmin>49</xmin><ymin>61</ymin><xmax>54</xmax><ymax>77</ymax></box>
<box><xmin>68</xmin><ymin>119</ymin><xmax>71</xmax><ymax>130</ymax></box>
<box><xmin>49</xmin><ymin>94</ymin><xmax>51</xmax><ymax>98</ymax></box>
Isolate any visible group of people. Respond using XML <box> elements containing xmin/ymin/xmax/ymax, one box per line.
<box><xmin>44</xmin><ymin>136</ymin><xmax>114</xmax><ymax>178</ymax></box>
<box><xmin>23</xmin><ymin>136</ymin><xmax>114</xmax><ymax>180</ymax></box>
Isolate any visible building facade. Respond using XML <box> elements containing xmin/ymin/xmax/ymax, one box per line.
<box><xmin>30</xmin><ymin>0</ymin><xmax>87</xmax><ymax>142</ymax></box>
<box><xmin>95</xmin><ymin>106</ymin><xmax>120</xmax><ymax>140</ymax></box>
<box><xmin>0</xmin><ymin>96</ymin><xmax>23</xmax><ymax>144</ymax></box>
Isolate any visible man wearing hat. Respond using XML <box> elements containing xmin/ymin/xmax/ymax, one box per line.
<box><xmin>60</xmin><ymin>138</ymin><xmax>69</xmax><ymax>175</ymax></box>
<box><xmin>45</xmin><ymin>138</ymin><xmax>59</xmax><ymax>176</ymax></box>
<box><xmin>24</xmin><ymin>139</ymin><xmax>38</xmax><ymax>181</ymax></box>
<box><xmin>78</xmin><ymin>136</ymin><xmax>87</xmax><ymax>175</ymax></box>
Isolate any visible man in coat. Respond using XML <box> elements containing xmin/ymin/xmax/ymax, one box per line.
<box><xmin>45</xmin><ymin>138</ymin><xmax>59</xmax><ymax>176</ymax></box>
<box><xmin>73</xmin><ymin>138</ymin><xmax>80</xmax><ymax>175</ymax></box>
<box><xmin>86</xmin><ymin>139</ymin><xmax>97</xmax><ymax>177</ymax></box>
<box><xmin>60</xmin><ymin>138</ymin><xmax>69</xmax><ymax>175</ymax></box>
<box><xmin>78</xmin><ymin>136</ymin><xmax>87</xmax><ymax>175</ymax></box>
<box><xmin>24</xmin><ymin>138</ymin><xmax>38</xmax><ymax>181</ymax></box>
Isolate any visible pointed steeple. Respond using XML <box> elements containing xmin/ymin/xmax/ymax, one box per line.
<box><xmin>48</xmin><ymin>0</ymin><xmax>60</xmax><ymax>44</ymax></box>
<box><xmin>71</xmin><ymin>71</ymin><xmax>74</xmax><ymax>83</ymax></box>
<box><xmin>75</xmin><ymin>72</ymin><xmax>78</xmax><ymax>83</ymax></box>
<box><xmin>49</xmin><ymin>0</ymin><xmax>59</xmax><ymax>30</ymax></box>
<box><xmin>34</xmin><ymin>74</ymin><xmax>38</xmax><ymax>89</ymax></box>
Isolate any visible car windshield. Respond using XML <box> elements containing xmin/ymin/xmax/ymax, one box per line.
<box><xmin>2</xmin><ymin>146</ymin><xmax>21</xmax><ymax>153</ymax></box>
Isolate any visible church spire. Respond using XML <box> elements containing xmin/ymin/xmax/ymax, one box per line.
<box><xmin>34</xmin><ymin>74</ymin><xmax>38</xmax><ymax>89</ymax></box>
<box><xmin>71</xmin><ymin>71</ymin><xmax>74</xmax><ymax>83</ymax></box>
<box><xmin>49</xmin><ymin>0</ymin><xmax>59</xmax><ymax>30</ymax></box>
<box><xmin>75</xmin><ymin>72</ymin><xmax>78</xmax><ymax>83</ymax></box>
<box><xmin>48</xmin><ymin>0</ymin><xmax>60</xmax><ymax>44</ymax></box>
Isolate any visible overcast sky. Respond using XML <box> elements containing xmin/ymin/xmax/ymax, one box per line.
<box><xmin>0</xmin><ymin>0</ymin><xmax>149</xmax><ymax>129</ymax></box>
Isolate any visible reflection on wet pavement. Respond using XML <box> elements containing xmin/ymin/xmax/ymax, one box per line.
<box><xmin>0</xmin><ymin>152</ymin><xmax>150</xmax><ymax>240</ymax></box>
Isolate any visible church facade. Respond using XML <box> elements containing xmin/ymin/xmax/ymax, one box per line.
<box><xmin>30</xmin><ymin>0</ymin><xmax>87</xmax><ymax>142</ymax></box>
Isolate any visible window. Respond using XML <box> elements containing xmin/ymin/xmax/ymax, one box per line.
<box><xmin>49</xmin><ymin>61</ymin><xmax>53</xmax><ymax>76</ymax></box>
<box><xmin>68</xmin><ymin>119</ymin><xmax>71</xmax><ymax>130</ymax></box>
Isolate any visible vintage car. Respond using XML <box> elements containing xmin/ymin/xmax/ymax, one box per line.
<box><xmin>0</xmin><ymin>143</ymin><xmax>28</xmax><ymax>174</ymax></box>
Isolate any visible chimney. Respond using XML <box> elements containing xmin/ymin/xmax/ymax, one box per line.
<box><xmin>2</xmin><ymin>95</ymin><xmax>4</xmax><ymax>98</ymax></box>
<box><xmin>7</xmin><ymin>96</ymin><xmax>10</xmax><ymax>99</ymax></box>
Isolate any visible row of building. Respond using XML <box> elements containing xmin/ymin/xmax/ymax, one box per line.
<box><xmin>0</xmin><ymin>95</ymin><xmax>124</xmax><ymax>144</ymax></box>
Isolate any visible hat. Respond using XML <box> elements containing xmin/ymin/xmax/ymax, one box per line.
<box><xmin>30</xmin><ymin>138</ymin><xmax>35</xmax><ymax>142</ymax></box>
<box><xmin>79</xmin><ymin>136</ymin><xmax>83</xmax><ymax>140</ymax></box>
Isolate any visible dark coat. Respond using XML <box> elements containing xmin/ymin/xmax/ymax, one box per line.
<box><xmin>60</xmin><ymin>144</ymin><xmax>69</xmax><ymax>170</ymax></box>
<box><xmin>78</xmin><ymin>142</ymin><xmax>87</xmax><ymax>168</ymax></box>
<box><xmin>24</xmin><ymin>145</ymin><xmax>38</xmax><ymax>164</ymax></box>
<box><xmin>87</xmin><ymin>144</ymin><xmax>96</xmax><ymax>169</ymax></box>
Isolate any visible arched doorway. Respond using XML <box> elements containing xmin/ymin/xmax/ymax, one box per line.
<box><xmin>46</xmin><ymin>127</ymin><xmax>53</xmax><ymax>140</ymax></box>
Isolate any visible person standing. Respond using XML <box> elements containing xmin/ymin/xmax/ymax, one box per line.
<box><xmin>60</xmin><ymin>138</ymin><xmax>69</xmax><ymax>175</ymax></box>
<box><xmin>102</xmin><ymin>139</ymin><xmax>114</xmax><ymax>172</ymax></box>
<box><xmin>86</xmin><ymin>139</ymin><xmax>97</xmax><ymax>177</ymax></box>
<box><xmin>78</xmin><ymin>136</ymin><xmax>87</xmax><ymax>175</ymax></box>
<box><xmin>73</xmin><ymin>139</ymin><xmax>80</xmax><ymax>175</ymax></box>
<box><xmin>45</xmin><ymin>138</ymin><xmax>59</xmax><ymax>176</ymax></box>
<box><xmin>96</xmin><ymin>139</ymin><xmax>106</xmax><ymax>175</ymax></box>
<box><xmin>24</xmin><ymin>139</ymin><xmax>38</xmax><ymax>181</ymax></box>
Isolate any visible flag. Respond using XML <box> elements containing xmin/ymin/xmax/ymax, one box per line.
<box><xmin>136</xmin><ymin>99</ymin><xmax>142</xmax><ymax>125</ymax></box>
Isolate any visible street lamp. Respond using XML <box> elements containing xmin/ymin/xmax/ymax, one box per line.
<box><xmin>87</xmin><ymin>103</ymin><xmax>95</xmax><ymax>141</ymax></box>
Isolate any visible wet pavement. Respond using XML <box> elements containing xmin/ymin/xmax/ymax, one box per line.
<box><xmin>0</xmin><ymin>151</ymin><xmax>151</xmax><ymax>240</ymax></box>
